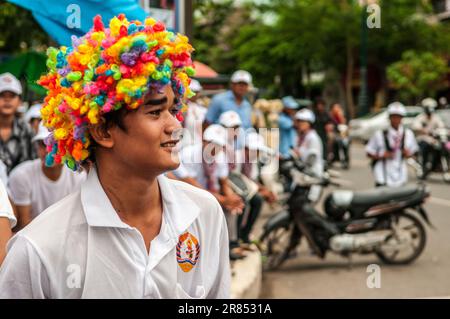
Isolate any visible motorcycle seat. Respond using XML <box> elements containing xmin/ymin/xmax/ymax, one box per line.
<box><xmin>351</xmin><ymin>185</ymin><xmax>421</xmax><ymax>207</ymax></box>
<box><xmin>330</xmin><ymin>185</ymin><xmax>422</xmax><ymax>209</ymax></box>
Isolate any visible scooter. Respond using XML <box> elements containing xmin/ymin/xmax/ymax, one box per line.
<box><xmin>259</xmin><ymin>157</ymin><xmax>432</xmax><ymax>271</ymax></box>
<box><xmin>413</xmin><ymin>128</ymin><xmax>450</xmax><ymax>183</ymax></box>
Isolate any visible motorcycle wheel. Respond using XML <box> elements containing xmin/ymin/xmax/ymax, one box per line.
<box><xmin>259</xmin><ymin>223</ymin><xmax>294</xmax><ymax>271</ymax></box>
<box><xmin>375</xmin><ymin>212</ymin><xmax>426</xmax><ymax>265</ymax></box>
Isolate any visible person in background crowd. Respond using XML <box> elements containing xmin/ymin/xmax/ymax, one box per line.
<box><xmin>218</xmin><ymin>110</ymin><xmax>244</xmax><ymax>171</ymax></box>
<box><xmin>438</xmin><ymin>97</ymin><xmax>448</xmax><ymax>109</ymax></box>
<box><xmin>0</xmin><ymin>179</ymin><xmax>16</xmax><ymax>265</ymax></box>
<box><xmin>279</xmin><ymin>96</ymin><xmax>299</xmax><ymax>158</ymax></box>
<box><xmin>0</xmin><ymin>73</ymin><xmax>35</xmax><ymax>174</ymax></box>
<box><xmin>173</xmin><ymin>124</ymin><xmax>245</xmax><ymax>260</ymax></box>
<box><xmin>182</xmin><ymin>79</ymin><xmax>207</xmax><ymax>146</ymax></box>
<box><xmin>366</xmin><ymin>102</ymin><xmax>418</xmax><ymax>187</ymax></box>
<box><xmin>8</xmin><ymin>124</ymin><xmax>86</xmax><ymax>230</ymax></box>
<box><xmin>234</xmin><ymin>132</ymin><xmax>277</xmax><ymax>245</ymax></box>
<box><xmin>312</xmin><ymin>98</ymin><xmax>333</xmax><ymax>161</ymax></box>
<box><xmin>328</xmin><ymin>102</ymin><xmax>347</xmax><ymax>162</ymax></box>
<box><xmin>412</xmin><ymin>98</ymin><xmax>444</xmax><ymax>179</ymax></box>
<box><xmin>294</xmin><ymin>109</ymin><xmax>324</xmax><ymax>178</ymax></box>
<box><xmin>204</xmin><ymin>70</ymin><xmax>253</xmax><ymax>130</ymax></box>
<box><xmin>24</xmin><ymin>103</ymin><xmax>42</xmax><ymax>134</ymax></box>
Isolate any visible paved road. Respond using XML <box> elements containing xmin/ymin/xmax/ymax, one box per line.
<box><xmin>257</xmin><ymin>142</ymin><xmax>450</xmax><ymax>298</ymax></box>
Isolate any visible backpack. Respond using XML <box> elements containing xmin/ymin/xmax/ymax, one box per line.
<box><xmin>371</xmin><ymin>129</ymin><xmax>405</xmax><ymax>168</ymax></box>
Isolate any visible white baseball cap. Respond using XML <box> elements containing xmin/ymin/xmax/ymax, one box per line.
<box><xmin>230</xmin><ymin>70</ymin><xmax>252</xmax><ymax>85</ymax></box>
<box><xmin>219</xmin><ymin>110</ymin><xmax>242</xmax><ymax>128</ymax></box>
<box><xmin>295</xmin><ymin>108</ymin><xmax>316</xmax><ymax>123</ymax></box>
<box><xmin>203</xmin><ymin>124</ymin><xmax>227</xmax><ymax>147</ymax></box>
<box><xmin>0</xmin><ymin>72</ymin><xmax>22</xmax><ymax>95</ymax></box>
<box><xmin>421</xmin><ymin>97</ymin><xmax>438</xmax><ymax>109</ymax></box>
<box><xmin>24</xmin><ymin>104</ymin><xmax>42</xmax><ymax>122</ymax></box>
<box><xmin>32</xmin><ymin>123</ymin><xmax>50</xmax><ymax>143</ymax></box>
<box><xmin>387</xmin><ymin>102</ymin><xmax>406</xmax><ymax>116</ymax></box>
<box><xmin>189</xmin><ymin>79</ymin><xmax>203</xmax><ymax>93</ymax></box>
<box><xmin>245</xmin><ymin>132</ymin><xmax>275</xmax><ymax>155</ymax></box>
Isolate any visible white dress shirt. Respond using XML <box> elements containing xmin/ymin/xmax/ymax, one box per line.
<box><xmin>0</xmin><ymin>168</ymin><xmax>230</xmax><ymax>299</ymax></box>
<box><xmin>366</xmin><ymin>126</ymin><xmax>418</xmax><ymax>187</ymax></box>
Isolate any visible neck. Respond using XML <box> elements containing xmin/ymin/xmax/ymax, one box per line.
<box><xmin>233</xmin><ymin>92</ymin><xmax>243</xmax><ymax>104</ymax></box>
<box><xmin>41</xmin><ymin>162</ymin><xmax>64</xmax><ymax>181</ymax></box>
<box><xmin>96</xmin><ymin>159</ymin><xmax>162</xmax><ymax>226</ymax></box>
<box><xmin>0</xmin><ymin>114</ymin><xmax>15</xmax><ymax>128</ymax></box>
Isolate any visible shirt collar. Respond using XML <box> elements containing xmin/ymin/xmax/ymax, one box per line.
<box><xmin>389</xmin><ymin>125</ymin><xmax>404</xmax><ymax>135</ymax></box>
<box><xmin>81</xmin><ymin>167</ymin><xmax>200</xmax><ymax>236</ymax></box>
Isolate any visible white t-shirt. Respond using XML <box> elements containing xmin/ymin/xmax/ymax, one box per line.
<box><xmin>7</xmin><ymin>159</ymin><xmax>86</xmax><ymax>219</ymax></box>
<box><xmin>174</xmin><ymin>144</ymin><xmax>229</xmax><ymax>191</ymax></box>
<box><xmin>297</xmin><ymin>130</ymin><xmax>324</xmax><ymax>178</ymax></box>
<box><xmin>0</xmin><ymin>180</ymin><xmax>16</xmax><ymax>228</ymax></box>
<box><xmin>0</xmin><ymin>168</ymin><xmax>230</xmax><ymax>298</ymax></box>
<box><xmin>366</xmin><ymin>126</ymin><xmax>418</xmax><ymax>187</ymax></box>
<box><xmin>0</xmin><ymin>160</ymin><xmax>7</xmax><ymax>186</ymax></box>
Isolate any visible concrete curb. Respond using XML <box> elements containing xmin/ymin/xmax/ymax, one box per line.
<box><xmin>230</xmin><ymin>246</ymin><xmax>262</xmax><ymax>299</ymax></box>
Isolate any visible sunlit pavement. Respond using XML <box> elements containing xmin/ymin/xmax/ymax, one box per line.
<box><xmin>255</xmin><ymin>142</ymin><xmax>450</xmax><ymax>298</ymax></box>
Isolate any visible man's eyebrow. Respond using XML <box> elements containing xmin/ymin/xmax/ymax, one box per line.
<box><xmin>144</xmin><ymin>96</ymin><xmax>168</xmax><ymax>106</ymax></box>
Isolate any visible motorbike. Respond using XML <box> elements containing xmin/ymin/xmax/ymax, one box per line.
<box><xmin>330</xmin><ymin>124</ymin><xmax>351</xmax><ymax>169</ymax></box>
<box><xmin>413</xmin><ymin>127</ymin><xmax>450</xmax><ymax>183</ymax></box>
<box><xmin>259</xmin><ymin>157</ymin><xmax>432</xmax><ymax>271</ymax></box>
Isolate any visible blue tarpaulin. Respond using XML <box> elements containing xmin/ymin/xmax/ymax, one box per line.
<box><xmin>6</xmin><ymin>0</ymin><xmax>147</xmax><ymax>46</ymax></box>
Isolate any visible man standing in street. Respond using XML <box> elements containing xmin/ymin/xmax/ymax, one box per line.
<box><xmin>204</xmin><ymin>70</ymin><xmax>253</xmax><ymax>130</ymax></box>
<box><xmin>366</xmin><ymin>102</ymin><xmax>418</xmax><ymax>187</ymax></box>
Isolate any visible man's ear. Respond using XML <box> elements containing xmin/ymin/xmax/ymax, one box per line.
<box><xmin>88</xmin><ymin>118</ymin><xmax>114</xmax><ymax>149</ymax></box>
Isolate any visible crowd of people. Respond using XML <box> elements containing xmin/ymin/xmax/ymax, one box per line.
<box><xmin>0</xmin><ymin>66</ymin><xmax>445</xmax><ymax>266</ymax></box>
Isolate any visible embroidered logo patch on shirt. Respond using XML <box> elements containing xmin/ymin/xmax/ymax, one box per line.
<box><xmin>176</xmin><ymin>232</ymin><xmax>200</xmax><ymax>272</ymax></box>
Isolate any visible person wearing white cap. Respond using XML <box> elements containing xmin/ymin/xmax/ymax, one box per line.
<box><xmin>230</xmin><ymin>132</ymin><xmax>277</xmax><ymax>245</ymax></box>
<box><xmin>279</xmin><ymin>96</ymin><xmax>300</xmax><ymax>158</ymax></box>
<box><xmin>0</xmin><ymin>179</ymin><xmax>15</xmax><ymax>265</ymax></box>
<box><xmin>366</xmin><ymin>102</ymin><xmax>418</xmax><ymax>187</ymax></box>
<box><xmin>294</xmin><ymin>108</ymin><xmax>324</xmax><ymax>178</ymax></box>
<box><xmin>24</xmin><ymin>103</ymin><xmax>42</xmax><ymax>134</ymax></box>
<box><xmin>218</xmin><ymin>110</ymin><xmax>245</xmax><ymax>172</ymax></box>
<box><xmin>412</xmin><ymin>98</ymin><xmax>445</xmax><ymax>179</ymax></box>
<box><xmin>204</xmin><ymin>70</ymin><xmax>253</xmax><ymax>130</ymax></box>
<box><xmin>172</xmin><ymin>124</ymin><xmax>245</xmax><ymax>260</ymax></box>
<box><xmin>182</xmin><ymin>79</ymin><xmax>207</xmax><ymax>146</ymax></box>
<box><xmin>0</xmin><ymin>72</ymin><xmax>36</xmax><ymax>174</ymax></box>
<box><xmin>7</xmin><ymin>124</ymin><xmax>86</xmax><ymax>229</ymax></box>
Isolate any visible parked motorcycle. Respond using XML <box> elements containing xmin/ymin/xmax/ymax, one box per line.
<box><xmin>259</xmin><ymin>157</ymin><xmax>432</xmax><ymax>271</ymax></box>
<box><xmin>414</xmin><ymin>127</ymin><xmax>450</xmax><ymax>183</ymax></box>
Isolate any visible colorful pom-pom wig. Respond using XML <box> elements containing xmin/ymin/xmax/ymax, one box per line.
<box><xmin>38</xmin><ymin>14</ymin><xmax>195</xmax><ymax>171</ymax></box>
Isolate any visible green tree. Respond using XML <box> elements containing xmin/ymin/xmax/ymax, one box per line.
<box><xmin>387</xmin><ymin>50</ymin><xmax>449</xmax><ymax>104</ymax></box>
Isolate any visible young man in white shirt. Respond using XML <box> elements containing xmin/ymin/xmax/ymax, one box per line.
<box><xmin>0</xmin><ymin>180</ymin><xmax>15</xmax><ymax>265</ymax></box>
<box><xmin>8</xmin><ymin>124</ymin><xmax>86</xmax><ymax>229</ymax></box>
<box><xmin>366</xmin><ymin>102</ymin><xmax>418</xmax><ymax>187</ymax></box>
<box><xmin>294</xmin><ymin>108</ymin><xmax>325</xmax><ymax>178</ymax></box>
<box><xmin>0</xmin><ymin>15</ymin><xmax>230</xmax><ymax>298</ymax></box>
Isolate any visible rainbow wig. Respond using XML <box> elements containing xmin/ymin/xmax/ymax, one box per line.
<box><xmin>38</xmin><ymin>14</ymin><xmax>195</xmax><ymax>171</ymax></box>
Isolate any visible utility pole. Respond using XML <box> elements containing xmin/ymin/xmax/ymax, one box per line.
<box><xmin>357</xmin><ymin>2</ymin><xmax>369</xmax><ymax>117</ymax></box>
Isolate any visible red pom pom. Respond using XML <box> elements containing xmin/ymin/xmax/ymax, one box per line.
<box><xmin>176</xmin><ymin>112</ymin><xmax>184</xmax><ymax>122</ymax></box>
<box><xmin>117</xmin><ymin>13</ymin><xmax>125</xmax><ymax>21</ymax></box>
<box><xmin>119</xmin><ymin>25</ymin><xmax>128</xmax><ymax>38</ymax></box>
<box><xmin>153</xmin><ymin>22</ymin><xmax>165</xmax><ymax>32</ymax></box>
<box><xmin>93</xmin><ymin>15</ymin><xmax>104</xmax><ymax>32</ymax></box>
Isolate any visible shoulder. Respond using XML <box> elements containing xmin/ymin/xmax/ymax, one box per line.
<box><xmin>9</xmin><ymin>159</ymin><xmax>39</xmax><ymax>181</ymax></box>
<box><xmin>15</xmin><ymin>118</ymin><xmax>34</xmax><ymax>136</ymax></box>
<box><xmin>17</xmin><ymin>190</ymin><xmax>87</xmax><ymax>248</ymax></box>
